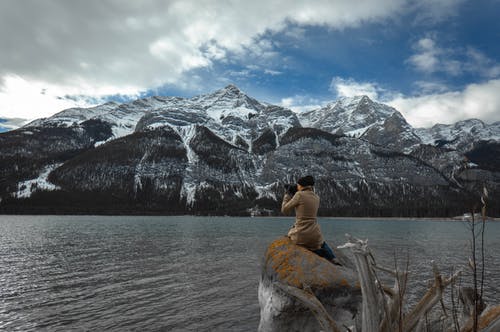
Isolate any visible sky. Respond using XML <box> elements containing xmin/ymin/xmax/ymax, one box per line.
<box><xmin>0</xmin><ymin>0</ymin><xmax>499</xmax><ymax>130</ymax></box>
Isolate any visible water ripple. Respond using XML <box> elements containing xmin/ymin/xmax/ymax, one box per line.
<box><xmin>0</xmin><ymin>215</ymin><xmax>499</xmax><ymax>331</ymax></box>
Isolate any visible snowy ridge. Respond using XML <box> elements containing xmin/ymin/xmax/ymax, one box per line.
<box><xmin>24</xmin><ymin>85</ymin><xmax>301</xmax><ymax>149</ymax></box>
<box><xmin>298</xmin><ymin>95</ymin><xmax>398</xmax><ymax>136</ymax></box>
<box><xmin>18</xmin><ymin>86</ymin><xmax>500</xmax><ymax>150</ymax></box>
<box><xmin>26</xmin><ymin>102</ymin><xmax>120</xmax><ymax>128</ymax></box>
<box><xmin>415</xmin><ymin>119</ymin><xmax>500</xmax><ymax>150</ymax></box>
<box><xmin>191</xmin><ymin>84</ymin><xmax>266</xmax><ymax>122</ymax></box>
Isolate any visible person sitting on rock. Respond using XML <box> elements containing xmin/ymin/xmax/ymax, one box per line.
<box><xmin>281</xmin><ymin>175</ymin><xmax>340</xmax><ymax>265</ymax></box>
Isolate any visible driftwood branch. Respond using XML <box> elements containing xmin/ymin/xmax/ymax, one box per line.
<box><xmin>340</xmin><ymin>235</ymin><xmax>384</xmax><ymax>331</ymax></box>
<box><xmin>274</xmin><ymin>282</ymin><xmax>341</xmax><ymax>332</ymax></box>
<box><xmin>340</xmin><ymin>234</ymin><xmax>462</xmax><ymax>332</ymax></box>
<box><xmin>402</xmin><ymin>261</ymin><xmax>461</xmax><ymax>331</ymax></box>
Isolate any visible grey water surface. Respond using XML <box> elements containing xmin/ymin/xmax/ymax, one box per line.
<box><xmin>1</xmin><ymin>216</ymin><xmax>499</xmax><ymax>331</ymax></box>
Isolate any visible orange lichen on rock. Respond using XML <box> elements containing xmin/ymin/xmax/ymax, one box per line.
<box><xmin>340</xmin><ymin>278</ymin><xmax>350</xmax><ymax>287</ymax></box>
<box><xmin>264</xmin><ymin>237</ymin><xmax>358</xmax><ymax>291</ymax></box>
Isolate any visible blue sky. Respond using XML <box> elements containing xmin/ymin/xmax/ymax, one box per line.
<box><xmin>1</xmin><ymin>0</ymin><xmax>499</xmax><ymax>128</ymax></box>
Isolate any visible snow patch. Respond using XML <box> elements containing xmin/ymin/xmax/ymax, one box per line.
<box><xmin>176</xmin><ymin>125</ymin><xmax>198</xmax><ymax>164</ymax></box>
<box><xmin>94</xmin><ymin>140</ymin><xmax>106</xmax><ymax>147</ymax></box>
<box><xmin>254</xmin><ymin>182</ymin><xmax>278</xmax><ymax>200</ymax></box>
<box><xmin>346</xmin><ymin>124</ymin><xmax>374</xmax><ymax>137</ymax></box>
<box><xmin>180</xmin><ymin>180</ymin><xmax>212</xmax><ymax>206</ymax></box>
<box><xmin>180</xmin><ymin>181</ymin><xmax>198</xmax><ymax>205</ymax></box>
<box><xmin>134</xmin><ymin>150</ymin><xmax>150</xmax><ymax>193</ymax></box>
<box><xmin>14</xmin><ymin>164</ymin><xmax>62</xmax><ymax>198</ymax></box>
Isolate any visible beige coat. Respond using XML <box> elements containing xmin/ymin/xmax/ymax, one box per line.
<box><xmin>281</xmin><ymin>187</ymin><xmax>324</xmax><ymax>250</ymax></box>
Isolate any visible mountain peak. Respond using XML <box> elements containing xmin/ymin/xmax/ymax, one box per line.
<box><xmin>210</xmin><ymin>84</ymin><xmax>245</xmax><ymax>97</ymax></box>
<box><xmin>336</xmin><ymin>95</ymin><xmax>374</xmax><ymax>108</ymax></box>
<box><xmin>193</xmin><ymin>84</ymin><xmax>252</xmax><ymax>104</ymax></box>
<box><xmin>299</xmin><ymin>95</ymin><xmax>397</xmax><ymax>135</ymax></box>
<box><xmin>223</xmin><ymin>84</ymin><xmax>241</xmax><ymax>92</ymax></box>
<box><xmin>193</xmin><ymin>84</ymin><xmax>248</xmax><ymax>102</ymax></box>
<box><xmin>359</xmin><ymin>95</ymin><xmax>373</xmax><ymax>103</ymax></box>
<box><xmin>354</xmin><ymin>95</ymin><xmax>372</xmax><ymax>102</ymax></box>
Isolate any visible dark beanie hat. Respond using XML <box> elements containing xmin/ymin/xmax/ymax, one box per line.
<box><xmin>297</xmin><ymin>175</ymin><xmax>314</xmax><ymax>186</ymax></box>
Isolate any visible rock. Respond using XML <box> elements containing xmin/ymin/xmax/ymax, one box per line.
<box><xmin>258</xmin><ymin>237</ymin><xmax>361</xmax><ymax>332</ymax></box>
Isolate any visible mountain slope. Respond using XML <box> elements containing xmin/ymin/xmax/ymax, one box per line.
<box><xmin>1</xmin><ymin>86</ymin><xmax>498</xmax><ymax>216</ymax></box>
<box><xmin>362</xmin><ymin>111</ymin><xmax>422</xmax><ymax>152</ymax></box>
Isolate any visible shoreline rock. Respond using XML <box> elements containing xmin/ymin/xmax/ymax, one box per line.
<box><xmin>258</xmin><ymin>237</ymin><xmax>361</xmax><ymax>331</ymax></box>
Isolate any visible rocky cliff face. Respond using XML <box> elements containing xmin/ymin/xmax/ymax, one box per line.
<box><xmin>0</xmin><ymin>85</ymin><xmax>498</xmax><ymax>216</ymax></box>
<box><xmin>362</xmin><ymin>111</ymin><xmax>422</xmax><ymax>152</ymax></box>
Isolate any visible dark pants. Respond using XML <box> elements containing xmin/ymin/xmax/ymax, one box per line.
<box><xmin>313</xmin><ymin>241</ymin><xmax>336</xmax><ymax>261</ymax></box>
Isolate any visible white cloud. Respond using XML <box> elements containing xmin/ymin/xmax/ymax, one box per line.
<box><xmin>280</xmin><ymin>95</ymin><xmax>324</xmax><ymax>113</ymax></box>
<box><xmin>281</xmin><ymin>97</ymin><xmax>295</xmax><ymax>108</ymax></box>
<box><xmin>329</xmin><ymin>77</ymin><xmax>384</xmax><ymax>100</ymax></box>
<box><xmin>0</xmin><ymin>0</ymin><xmax>411</xmax><ymax>89</ymax></box>
<box><xmin>413</xmin><ymin>81</ymin><xmax>450</xmax><ymax>94</ymax></box>
<box><xmin>264</xmin><ymin>69</ymin><xmax>282</xmax><ymax>76</ymax></box>
<box><xmin>329</xmin><ymin>76</ymin><xmax>500</xmax><ymax>128</ymax></box>
<box><xmin>149</xmin><ymin>37</ymin><xmax>212</xmax><ymax>71</ymax></box>
<box><xmin>409</xmin><ymin>0</ymin><xmax>466</xmax><ymax>24</ymax></box>
<box><xmin>0</xmin><ymin>0</ymin><xmax>463</xmax><ymax>120</ymax></box>
<box><xmin>407</xmin><ymin>37</ymin><xmax>441</xmax><ymax>73</ymax></box>
<box><xmin>0</xmin><ymin>117</ymin><xmax>27</xmax><ymax>130</ymax></box>
<box><xmin>465</xmin><ymin>48</ymin><xmax>500</xmax><ymax>78</ymax></box>
<box><xmin>388</xmin><ymin>79</ymin><xmax>500</xmax><ymax>127</ymax></box>
<box><xmin>0</xmin><ymin>75</ymin><xmax>138</xmax><ymax>119</ymax></box>
<box><xmin>0</xmin><ymin>0</ymin><xmax>468</xmax><ymax>118</ymax></box>
<box><xmin>407</xmin><ymin>37</ymin><xmax>500</xmax><ymax>78</ymax></box>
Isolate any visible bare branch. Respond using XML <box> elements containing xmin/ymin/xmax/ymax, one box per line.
<box><xmin>402</xmin><ymin>263</ymin><xmax>461</xmax><ymax>331</ymax></box>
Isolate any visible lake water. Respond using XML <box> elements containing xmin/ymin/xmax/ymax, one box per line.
<box><xmin>1</xmin><ymin>216</ymin><xmax>499</xmax><ymax>331</ymax></box>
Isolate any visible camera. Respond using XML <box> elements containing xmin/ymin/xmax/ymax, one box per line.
<box><xmin>284</xmin><ymin>183</ymin><xmax>298</xmax><ymax>196</ymax></box>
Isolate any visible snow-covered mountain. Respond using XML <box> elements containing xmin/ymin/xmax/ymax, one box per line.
<box><xmin>22</xmin><ymin>86</ymin><xmax>500</xmax><ymax>152</ymax></box>
<box><xmin>135</xmin><ymin>85</ymin><xmax>300</xmax><ymax>150</ymax></box>
<box><xmin>26</xmin><ymin>85</ymin><xmax>300</xmax><ymax>151</ymax></box>
<box><xmin>299</xmin><ymin>95</ymin><xmax>397</xmax><ymax>136</ymax></box>
<box><xmin>1</xmin><ymin>86</ymin><xmax>499</xmax><ymax>216</ymax></box>
<box><xmin>415</xmin><ymin>119</ymin><xmax>500</xmax><ymax>151</ymax></box>
<box><xmin>26</xmin><ymin>98</ymin><xmax>177</xmax><ymax>140</ymax></box>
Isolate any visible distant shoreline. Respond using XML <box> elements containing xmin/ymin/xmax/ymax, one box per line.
<box><xmin>0</xmin><ymin>214</ymin><xmax>499</xmax><ymax>221</ymax></box>
<box><xmin>321</xmin><ymin>216</ymin><xmax>500</xmax><ymax>222</ymax></box>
